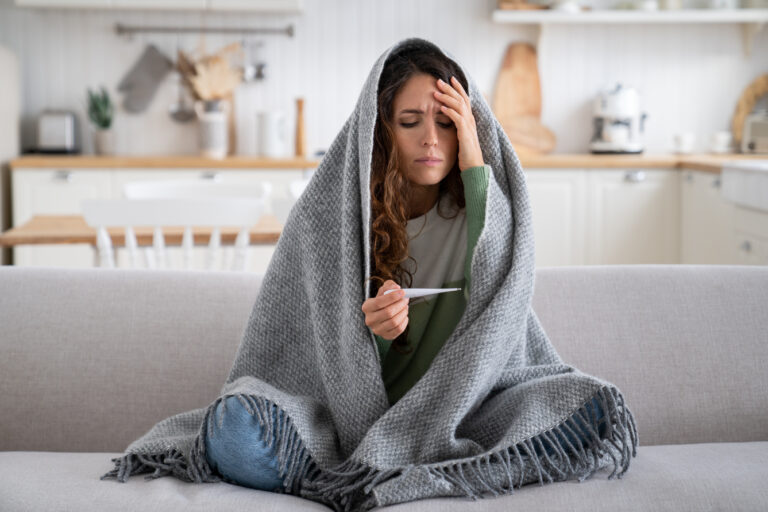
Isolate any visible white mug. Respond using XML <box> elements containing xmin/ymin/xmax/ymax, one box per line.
<box><xmin>257</xmin><ymin>110</ymin><xmax>286</xmax><ymax>158</ymax></box>
<box><xmin>673</xmin><ymin>132</ymin><xmax>696</xmax><ymax>154</ymax></box>
<box><xmin>710</xmin><ymin>131</ymin><xmax>733</xmax><ymax>153</ymax></box>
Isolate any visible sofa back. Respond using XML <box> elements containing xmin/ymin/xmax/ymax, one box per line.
<box><xmin>1</xmin><ymin>265</ymin><xmax>766</xmax><ymax>453</ymax></box>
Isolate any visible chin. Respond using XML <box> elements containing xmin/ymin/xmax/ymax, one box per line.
<box><xmin>407</xmin><ymin>166</ymin><xmax>452</xmax><ymax>186</ymax></box>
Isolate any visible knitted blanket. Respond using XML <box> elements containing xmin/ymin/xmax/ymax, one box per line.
<box><xmin>102</xmin><ymin>37</ymin><xmax>638</xmax><ymax>511</ymax></box>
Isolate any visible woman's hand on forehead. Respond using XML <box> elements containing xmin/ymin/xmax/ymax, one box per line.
<box><xmin>434</xmin><ymin>76</ymin><xmax>484</xmax><ymax>172</ymax></box>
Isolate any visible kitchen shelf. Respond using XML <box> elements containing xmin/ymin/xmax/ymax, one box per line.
<box><xmin>492</xmin><ymin>8</ymin><xmax>768</xmax><ymax>23</ymax></box>
<box><xmin>14</xmin><ymin>0</ymin><xmax>304</xmax><ymax>13</ymax></box>
<box><xmin>491</xmin><ymin>8</ymin><xmax>768</xmax><ymax>55</ymax></box>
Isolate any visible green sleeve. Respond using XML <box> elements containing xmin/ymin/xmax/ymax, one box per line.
<box><xmin>460</xmin><ymin>165</ymin><xmax>490</xmax><ymax>298</ymax></box>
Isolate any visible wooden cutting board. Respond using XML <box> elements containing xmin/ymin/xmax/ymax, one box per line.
<box><xmin>492</xmin><ymin>42</ymin><xmax>556</xmax><ymax>155</ymax></box>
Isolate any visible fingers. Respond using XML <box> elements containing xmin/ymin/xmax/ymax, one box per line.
<box><xmin>435</xmin><ymin>79</ymin><xmax>465</xmax><ymax>112</ymax></box>
<box><xmin>376</xmin><ymin>279</ymin><xmax>400</xmax><ymax>297</ymax></box>
<box><xmin>436</xmin><ymin>77</ymin><xmax>469</xmax><ymax>108</ymax></box>
<box><xmin>379</xmin><ymin>305</ymin><xmax>409</xmax><ymax>340</ymax></box>
<box><xmin>363</xmin><ymin>280</ymin><xmax>403</xmax><ymax>315</ymax></box>
<box><xmin>369</xmin><ymin>295</ymin><xmax>409</xmax><ymax>329</ymax></box>
<box><xmin>450</xmin><ymin>76</ymin><xmax>470</xmax><ymax>103</ymax></box>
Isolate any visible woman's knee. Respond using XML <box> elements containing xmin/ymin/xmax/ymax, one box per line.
<box><xmin>204</xmin><ymin>395</ymin><xmax>283</xmax><ymax>491</ymax></box>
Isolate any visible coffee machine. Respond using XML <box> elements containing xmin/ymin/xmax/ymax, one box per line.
<box><xmin>590</xmin><ymin>83</ymin><xmax>648</xmax><ymax>154</ymax></box>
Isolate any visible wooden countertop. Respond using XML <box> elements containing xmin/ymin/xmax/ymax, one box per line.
<box><xmin>9</xmin><ymin>153</ymin><xmax>767</xmax><ymax>173</ymax></box>
<box><xmin>10</xmin><ymin>155</ymin><xmax>322</xmax><ymax>169</ymax></box>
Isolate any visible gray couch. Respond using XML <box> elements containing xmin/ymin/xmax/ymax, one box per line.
<box><xmin>1</xmin><ymin>265</ymin><xmax>767</xmax><ymax>511</ymax></box>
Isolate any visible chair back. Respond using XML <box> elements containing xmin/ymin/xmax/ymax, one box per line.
<box><xmin>82</xmin><ymin>180</ymin><xmax>269</xmax><ymax>271</ymax></box>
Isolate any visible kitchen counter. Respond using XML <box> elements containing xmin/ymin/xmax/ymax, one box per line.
<box><xmin>9</xmin><ymin>153</ymin><xmax>767</xmax><ymax>173</ymax></box>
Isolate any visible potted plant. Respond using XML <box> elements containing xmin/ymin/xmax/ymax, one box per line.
<box><xmin>87</xmin><ymin>86</ymin><xmax>115</xmax><ymax>155</ymax></box>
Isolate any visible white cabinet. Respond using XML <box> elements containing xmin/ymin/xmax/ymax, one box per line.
<box><xmin>525</xmin><ymin>168</ymin><xmax>680</xmax><ymax>266</ymax></box>
<box><xmin>524</xmin><ymin>170</ymin><xmax>587</xmax><ymax>267</ymax></box>
<box><xmin>12</xmin><ymin>168</ymin><xmax>112</xmax><ymax>268</ymax></box>
<box><xmin>586</xmin><ymin>169</ymin><xmax>679</xmax><ymax>265</ymax></box>
<box><xmin>730</xmin><ymin>206</ymin><xmax>768</xmax><ymax>265</ymax></box>
<box><xmin>680</xmin><ymin>170</ymin><xmax>736</xmax><ymax>264</ymax></box>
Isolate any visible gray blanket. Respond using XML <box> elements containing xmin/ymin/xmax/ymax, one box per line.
<box><xmin>102</xmin><ymin>37</ymin><xmax>638</xmax><ymax>511</ymax></box>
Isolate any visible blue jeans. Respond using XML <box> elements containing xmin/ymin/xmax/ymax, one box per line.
<box><xmin>536</xmin><ymin>397</ymin><xmax>607</xmax><ymax>457</ymax></box>
<box><xmin>204</xmin><ymin>395</ymin><xmax>283</xmax><ymax>491</ymax></box>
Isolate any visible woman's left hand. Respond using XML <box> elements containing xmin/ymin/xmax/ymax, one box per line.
<box><xmin>434</xmin><ymin>76</ymin><xmax>484</xmax><ymax>172</ymax></box>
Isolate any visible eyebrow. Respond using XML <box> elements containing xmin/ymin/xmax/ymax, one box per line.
<box><xmin>398</xmin><ymin>109</ymin><xmax>448</xmax><ymax>115</ymax></box>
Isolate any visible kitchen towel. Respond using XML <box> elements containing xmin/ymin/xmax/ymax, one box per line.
<box><xmin>117</xmin><ymin>44</ymin><xmax>173</xmax><ymax>113</ymax></box>
<box><xmin>101</xmin><ymin>37</ymin><xmax>638</xmax><ymax>511</ymax></box>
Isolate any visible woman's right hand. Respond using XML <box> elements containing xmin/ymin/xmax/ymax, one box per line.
<box><xmin>361</xmin><ymin>280</ymin><xmax>409</xmax><ymax>340</ymax></box>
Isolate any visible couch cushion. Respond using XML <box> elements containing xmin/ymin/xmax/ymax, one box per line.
<box><xmin>532</xmin><ymin>265</ymin><xmax>768</xmax><ymax>446</ymax></box>
<box><xmin>1</xmin><ymin>443</ymin><xmax>767</xmax><ymax>511</ymax></box>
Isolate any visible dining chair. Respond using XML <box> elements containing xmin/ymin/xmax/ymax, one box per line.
<box><xmin>81</xmin><ymin>182</ymin><xmax>269</xmax><ymax>271</ymax></box>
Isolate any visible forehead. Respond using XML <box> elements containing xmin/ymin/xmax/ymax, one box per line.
<box><xmin>393</xmin><ymin>73</ymin><xmax>444</xmax><ymax>114</ymax></box>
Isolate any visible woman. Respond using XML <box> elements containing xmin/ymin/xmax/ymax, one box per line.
<box><xmin>203</xmin><ymin>42</ymin><xmax>606</xmax><ymax>495</ymax></box>
<box><xmin>360</xmin><ymin>45</ymin><xmax>490</xmax><ymax>406</ymax></box>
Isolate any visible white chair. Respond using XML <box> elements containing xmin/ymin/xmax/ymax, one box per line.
<box><xmin>82</xmin><ymin>181</ymin><xmax>269</xmax><ymax>271</ymax></box>
<box><xmin>122</xmin><ymin>180</ymin><xmax>273</xmax><ymax>201</ymax></box>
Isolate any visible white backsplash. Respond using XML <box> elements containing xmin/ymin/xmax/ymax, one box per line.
<box><xmin>0</xmin><ymin>0</ymin><xmax>766</xmax><ymax>156</ymax></box>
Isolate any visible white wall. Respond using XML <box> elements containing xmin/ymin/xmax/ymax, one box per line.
<box><xmin>0</xmin><ymin>0</ymin><xmax>766</xmax><ymax>156</ymax></box>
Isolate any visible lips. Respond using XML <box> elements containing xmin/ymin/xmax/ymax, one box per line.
<box><xmin>415</xmin><ymin>157</ymin><xmax>443</xmax><ymax>163</ymax></box>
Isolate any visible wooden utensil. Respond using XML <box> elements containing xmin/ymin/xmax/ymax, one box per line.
<box><xmin>295</xmin><ymin>98</ymin><xmax>306</xmax><ymax>158</ymax></box>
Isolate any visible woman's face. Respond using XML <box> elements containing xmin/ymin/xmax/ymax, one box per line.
<box><xmin>391</xmin><ymin>73</ymin><xmax>458</xmax><ymax>187</ymax></box>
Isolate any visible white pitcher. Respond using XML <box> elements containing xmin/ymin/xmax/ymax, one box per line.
<box><xmin>257</xmin><ymin>110</ymin><xmax>286</xmax><ymax>158</ymax></box>
<box><xmin>195</xmin><ymin>100</ymin><xmax>229</xmax><ymax>160</ymax></box>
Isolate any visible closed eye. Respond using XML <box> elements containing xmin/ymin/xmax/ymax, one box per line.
<box><xmin>399</xmin><ymin>121</ymin><xmax>454</xmax><ymax>128</ymax></box>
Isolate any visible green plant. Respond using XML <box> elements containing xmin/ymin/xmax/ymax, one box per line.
<box><xmin>87</xmin><ymin>86</ymin><xmax>114</xmax><ymax>130</ymax></box>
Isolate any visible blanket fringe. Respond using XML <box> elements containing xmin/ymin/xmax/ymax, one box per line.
<box><xmin>101</xmin><ymin>385</ymin><xmax>638</xmax><ymax>512</ymax></box>
<box><xmin>300</xmin><ymin>384</ymin><xmax>638</xmax><ymax>511</ymax></box>
<box><xmin>100</xmin><ymin>393</ymin><xmax>320</xmax><ymax>497</ymax></box>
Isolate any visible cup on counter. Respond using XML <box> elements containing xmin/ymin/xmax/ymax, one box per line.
<box><xmin>256</xmin><ymin>110</ymin><xmax>286</xmax><ymax>158</ymax></box>
<box><xmin>709</xmin><ymin>131</ymin><xmax>733</xmax><ymax>154</ymax></box>
<box><xmin>672</xmin><ymin>132</ymin><xmax>696</xmax><ymax>154</ymax></box>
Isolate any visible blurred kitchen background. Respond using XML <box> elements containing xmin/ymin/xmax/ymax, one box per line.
<box><xmin>1</xmin><ymin>0</ymin><xmax>767</xmax><ymax>273</ymax></box>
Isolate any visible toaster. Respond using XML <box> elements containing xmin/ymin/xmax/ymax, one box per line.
<box><xmin>741</xmin><ymin>111</ymin><xmax>768</xmax><ymax>154</ymax></box>
<box><xmin>36</xmin><ymin>109</ymin><xmax>80</xmax><ymax>153</ymax></box>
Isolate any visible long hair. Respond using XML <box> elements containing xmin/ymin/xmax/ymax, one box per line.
<box><xmin>366</xmin><ymin>45</ymin><xmax>469</xmax><ymax>355</ymax></box>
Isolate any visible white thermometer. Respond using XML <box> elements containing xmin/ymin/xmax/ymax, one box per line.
<box><xmin>383</xmin><ymin>287</ymin><xmax>462</xmax><ymax>299</ymax></box>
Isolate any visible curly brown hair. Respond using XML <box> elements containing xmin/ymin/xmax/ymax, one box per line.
<box><xmin>367</xmin><ymin>45</ymin><xmax>469</xmax><ymax>355</ymax></box>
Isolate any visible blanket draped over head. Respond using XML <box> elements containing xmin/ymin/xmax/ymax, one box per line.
<box><xmin>102</xmin><ymin>37</ymin><xmax>638</xmax><ymax>511</ymax></box>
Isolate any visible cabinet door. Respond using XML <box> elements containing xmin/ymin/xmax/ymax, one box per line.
<box><xmin>731</xmin><ymin>231</ymin><xmax>766</xmax><ymax>265</ymax></box>
<box><xmin>586</xmin><ymin>169</ymin><xmax>680</xmax><ymax>265</ymax></box>
<box><xmin>524</xmin><ymin>170</ymin><xmax>587</xmax><ymax>267</ymax></box>
<box><xmin>729</xmin><ymin>205</ymin><xmax>768</xmax><ymax>266</ymax></box>
<box><xmin>12</xmin><ymin>168</ymin><xmax>113</xmax><ymax>267</ymax></box>
<box><xmin>680</xmin><ymin>170</ymin><xmax>736</xmax><ymax>264</ymax></box>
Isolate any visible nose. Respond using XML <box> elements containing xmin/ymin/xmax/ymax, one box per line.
<box><xmin>422</xmin><ymin>121</ymin><xmax>438</xmax><ymax>147</ymax></box>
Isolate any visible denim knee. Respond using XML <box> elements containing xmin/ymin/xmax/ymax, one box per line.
<box><xmin>204</xmin><ymin>395</ymin><xmax>284</xmax><ymax>491</ymax></box>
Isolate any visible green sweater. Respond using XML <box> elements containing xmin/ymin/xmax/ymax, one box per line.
<box><xmin>375</xmin><ymin>164</ymin><xmax>490</xmax><ymax>405</ymax></box>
